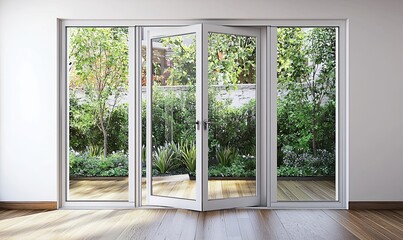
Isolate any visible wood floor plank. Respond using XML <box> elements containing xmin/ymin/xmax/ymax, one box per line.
<box><xmin>363</xmin><ymin>210</ymin><xmax>403</xmax><ymax>238</ymax></box>
<box><xmin>0</xmin><ymin>209</ymin><xmax>400</xmax><ymax>239</ymax></box>
<box><xmin>351</xmin><ymin>210</ymin><xmax>402</xmax><ymax>239</ymax></box>
<box><xmin>223</xmin><ymin>209</ymin><xmax>242</xmax><ymax>240</ymax></box>
<box><xmin>324</xmin><ymin>210</ymin><xmax>391</xmax><ymax>240</ymax></box>
<box><xmin>276</xmin><ymin>210</ymin><xmax>358</xmax><ymax>240</ymax></box>
<box><xmin>259</xmin><ymin>210</ymin><xmax>291</xmax><ymax>240</ymax></box>
<box><xmin>200</xmin><ymin>210</ymin><xmax>227</xmax><ymax>240</ymax></box>
<box><xmin>116</xmin><ymin>209</ymin><xmax>167</xmax><ymax>240</ymax></box>
<box><xmin>177</xmin><ymin>210</ymin><xmax>199</xmax><ymax>240</ymax></box>
<box><xmin>235</xmin><ymin>209</ymin><xmax>259</xmax><ymax>240</ymax></box>
<box><xmin>194</xmin><ymin>209</ymin><xmax>206</xmax><ymax>240</ymax></box>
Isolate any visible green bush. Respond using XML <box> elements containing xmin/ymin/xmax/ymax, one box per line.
<box><xmin>69</xmin><ymin>97</ymin><xmax>128</xmax><ymax>154</ymax></box>
<box><xmin>278</xmin><ymin>148</ymin><xmax>335</xmax><ymax>177</ymax></box>
<box><xmin>69</xmin><ymin>150</ymin><xmax>128</xmax><ymax>177</ymax></box>
<box><xmin>180</xmin><ymin>141</ymin><xmax>197</xmax><ymax>176</ymax></box>
<box><xmin>216</xmin><ymin>146</ymin><xmax>238</xmax><ymax>167</ymax></box>
<box><xmin>152</xmin><ymin>143</ymin><xmax>178</xmax><ymax>175</ymax></box>
<box><xmin>277</xmin><ymin>165</ymin><xmax>334</xmax><ymax>177</ymax></box>
<box><xmin>209</xmin><ymin>157</ymin><xmax>255</xmax><ymax>178</ymax></box>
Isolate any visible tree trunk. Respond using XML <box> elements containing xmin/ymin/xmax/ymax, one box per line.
<box><xmin>99</xmin><ymin>108</ymin><xmax>108</xmax><ymax>158</ymax></box>
<box><xmin>311</xmin><ymin>106</ymin><xmax>317</xmax><ymax>156</ymax></box>
<box><xmin>102</xmin><ymin>130</ymin><xmax>108</xmax><ymax>158</ymax></box>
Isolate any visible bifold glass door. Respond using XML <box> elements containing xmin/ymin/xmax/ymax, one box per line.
<box><xmin>62</xmin><ymin>22</ymin><xmax>344</xmax><ymax>210</ymax></box>
<box><xmin>146</xmin><ymin>24</ymin><xmax>261</xmax><ymax>211</ymax></box>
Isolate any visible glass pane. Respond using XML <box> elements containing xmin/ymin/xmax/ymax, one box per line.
<box><xmin>67</xmin><ymin>27</ymin><xmax>129</xmax><ymax>201</ymax></box>
<box><xmin>276</xmin><ymin>27</ymin><xmax>337</xmax><ymax>201</ymax></box>
<box><xmin>207</xmin><ymin>33</ymin><xmax>257</xmax><ymax>200</ymax></box>
<box><xmin>151</xmin><ymin>34</ymin><xmax>197</xmax><ymax>200</ymax></box>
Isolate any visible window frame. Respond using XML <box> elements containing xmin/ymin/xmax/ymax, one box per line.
<box><xmin>58</xmin><ymin>19</ymin><xmax>348</xmax><ymax>209</ymax></box>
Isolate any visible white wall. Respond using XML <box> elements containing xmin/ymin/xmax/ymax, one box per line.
<box><xmin>0</xmin><ymin>0</ymin><xmax>402</xmax><ymax>201</ymax></box>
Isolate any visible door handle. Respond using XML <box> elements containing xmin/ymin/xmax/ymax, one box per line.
<box><xmin>203</xmin><ymin>120</ymin><xmax>214</xmax><ymax>130</ymax></box>
<box><xmin>195</xmin><ymin>120</ymin><xmax>200</xmax><ymax>130</ymax></box>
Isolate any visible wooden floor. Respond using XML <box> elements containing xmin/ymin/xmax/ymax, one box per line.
<box><xmin>0</xmin><ymin>209</ymin><xmax>401</xmax><ymax>239</ymax></box>
<box><xmin>69</xmin><ymin>176</ymin><xmax>335</xmax><ymax>202</ymax></box>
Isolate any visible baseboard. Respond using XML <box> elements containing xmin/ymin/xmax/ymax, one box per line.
<box><xmin>0</xmin><ymin>201</ymin><xmax>57</xmax><ymax>210</ymax></box>
<box><xmin>349</xmin><ymin>201</ymin><xmax>403</xmax><ymax>210</ymax></box>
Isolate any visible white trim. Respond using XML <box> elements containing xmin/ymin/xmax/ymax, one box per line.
<box><xmin>267</xmin><ymin>22</ymin><xmax>348</xmax><ymax>209</ymax></box>
<box><xmin>269</xmin><ymin>27</ymin><xmax>278</xmax><ymax>206</ymax></box>
<box><xmin>340</xmin><ymin>20</ymin><xmax>349</xmax><ymax>209</ymax></box>
<box><xmin>59</xmin><ymin>24</ymin><xmax>136</xmax><ymax>208</ymax></box>
<box><xmin>61</xmin><ymin>19</ymin><xmax>346</xmax><ymax>27</ymax></box>
<box><xmin>260</xmin><ymin>27</ymin><xmax>268</xmax><ymax>206</ymax></box>
<box><xmin>145</xmin><ymin>25</ymin><xmax>203</xmax><ymax>211</ymax></box>
<box><xmin>128</xmin><ymin>27</ymin><xmax>135</xmax><ymax>203</ymax></box>
<box><xmin>269</xmin><ymin>201</ymin><xmax>346</xmax><ymax>209</ymax></box>
<box><xmin>134</xmin><ymin>27</ymin><xmax>143</xmax><ymax>207</ymax></box>
<box><xmin>62</xmin><ymin>202</ymin><xmax>136</xmax><ymax>209</ymax></box>
<box><xmin>202</xmin><ymin>24</ymin><xmax>261</xmax><ymax>211</ymax></box>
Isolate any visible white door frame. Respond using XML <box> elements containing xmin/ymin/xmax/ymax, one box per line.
<box><xmin>267</xmin><ymin>23</ymin><xmax>348</xmax><ymax>209</ymax></box>
<box><xmin>201</xmin><ymin>24</ymin><xmax>263</xmax><ymax>211</ymax></box>
<box><xmin>59</xmin><ymin>19</ymin><xmax>348</xmax><ymax>209</ymax></box>
<box><xmin>145</xmin><ymin>25</ymin><xmax>203</xmax><ymax>211</ymax></box>
<box><xmin>59</xmin><ymin>24</ymin><xmax>136</xmax><ymax>209</ymax></box>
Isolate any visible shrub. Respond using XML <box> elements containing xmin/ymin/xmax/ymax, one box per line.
<box><xmin>209</xmin><ymin>158</ymin><xmax>255</xmax><ymax>178</ymax></box>
<box><xmin>69</xmin><ymin>98</ymin><xmax>128</xmax><ymax>154</ymax></box>
<box><xmin>69</xmin><ymin>150</ymin><xmax>128</xmax><ymax>177</ymax></box>
<box><xmin>180</xmin><ymin>142</ymin><xmax>197</xmax><ymax>176</ymax></box>
<box><xmin>279</xmin><ymin>148</ymin><xmax>335</xmax><ymax>176</ymax></box>
<box><xmin>152</xmin><ymin>144</ymin><xmax>177</xmax><ymax>174</ymax></box>
<box><xmin>216</xmin><ymin>146</ymin><xmax>238</xmax><ymax>167</ymax></box>
<box><xmin>277</xmin><ymin>99</ymin><xmax>336</xmax><ymax>166</ymax></box>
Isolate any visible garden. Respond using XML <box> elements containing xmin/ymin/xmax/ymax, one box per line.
<box><xmin>68</xmin><ymin>27</ymin><xmax>336</xmax><ymax>180</ymax></box>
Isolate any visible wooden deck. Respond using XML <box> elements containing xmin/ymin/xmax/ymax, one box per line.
<box><xmin>0</xmin><ymin>209</ymin><xmax>401</xmax><ymax>239</ymax></box>
<box><xmin>69</xmin><ymin>176</ymin><xmax>335</xmax><ymax>202</ymax></box>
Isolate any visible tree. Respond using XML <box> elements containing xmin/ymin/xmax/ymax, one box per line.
<box><xmin>69</xmin><ymin>28</ymin><xmax>129</xmax><ymax>157</ymax></box>
<box><xmin>208</xmin><ymin>33</ymin><xmax>256</xmax><ymax>85</ymax></box>
<box><xmin>277</xmin><ymin>28</ymin><xmax>336</xmax><ymax>155</ymax></box>
<box><xmin>151</xmin><ymin>33</ymin><xmax>257</xmax><ymax>87</ymax></box>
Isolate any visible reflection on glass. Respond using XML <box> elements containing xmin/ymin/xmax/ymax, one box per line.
<box><xmin>276</xmin><ymin>27</ymin><xmax>336</xmax><ymax>201</ymax></box>
<box><xmin>67</xmin><ymin>27</ymin><xmax>129</xmax><ymax>201</ymax></box>
<box><xmin>151</xmin><ymin>34</ymin><xmax>197</xmax><ymax>200</ymax></box>
<box><xmin>207</xmin><ymin>33</ymin><xmax>257</xmax><ymax>200</ymax></box>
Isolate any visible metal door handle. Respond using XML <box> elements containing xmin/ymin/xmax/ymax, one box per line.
<box><xmin>195</xmin><ymin>120</ymin><xmax>200</xmax><ymax>130</ymax></box>
<box><xmin>203</xmin><ymin>120</ymin><xmax>214</xmax><ymax>130</ymax></box>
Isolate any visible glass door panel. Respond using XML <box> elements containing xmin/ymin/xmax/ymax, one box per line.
<box><xmin>146</xmin><ymin>25</ymin><xmax>202</xmax><ymax>211</ymax></box>
<box><xmin>150</xmin><ymin>34</ymin><xmax>197</xmax><ymax>200</ymax></box>
<box><xmin>276</xmin><ymin>27</ymin><xmax>337</xmax><ymax>202</ymax></box>
<box><xmin>67</xmin><ymin>27</ymin><xmax>129</xmax><ymax>202</ymax></box>
<box><xmin>202</xmin><ymin>25</ymin><xmax>261</xmax><ymax>211</ymax></box>
<box><xmin>206</xmin><ymin>32</ymin><xmax>257</xmax><ymax>200</ymax></box>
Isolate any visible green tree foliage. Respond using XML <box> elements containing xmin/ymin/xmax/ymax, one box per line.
<box><xmin>160</xmin><ymin>36</ymin><xmax>197</xmax><ymax>85</ymax></box>
<box><xmin>277</xmin><ymin>28</ymin><xmax>336</xmax><ymax>162</ymax></box>
<box><xmin>208</xmin><ymin>33</ymin><xmax>256</xmax><ymax>85</ymax></box>
<box><xmin>69</xmin><ymin>28</ymin><xmax>129</xmax><ymax>157</ymax></box>
<box><xmin>155</xmin><ymin>33</ymin><xmax>256</xmax><ymax>86</ymax></box>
